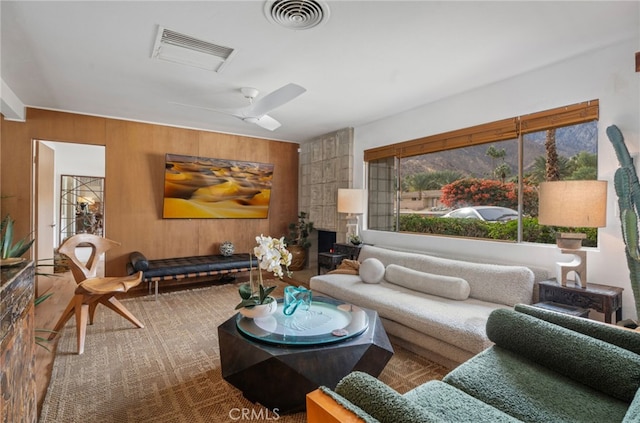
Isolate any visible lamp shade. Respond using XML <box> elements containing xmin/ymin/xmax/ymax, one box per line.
<box><xmin>337</xmin><ymin>189</ymin><xmax>366</xmax><ymax>214</ymax></box>
<box><xmin>538</xmin><ymin>180</ymin><xmax>607</xmax><ymax>228</ymax></box>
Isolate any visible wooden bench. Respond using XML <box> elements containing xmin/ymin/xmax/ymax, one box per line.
<box><xmin>126</xmin><ymin>251</ymin><xmax>253</xmax><ymax>300</ymax></box>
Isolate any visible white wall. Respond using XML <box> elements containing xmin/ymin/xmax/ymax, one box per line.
<box><xmin>354</xmin><ymin>38</ymin><xmax>640</xmax><ymax>320</ymax></box>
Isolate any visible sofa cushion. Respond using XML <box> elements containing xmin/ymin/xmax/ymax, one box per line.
<box><xmin>310</xmin><ymin>274</ymin><xmax>502</xmax><ymax>355</ymax></box>
<box><xmin>486</xmin><ymin>308</ymin><xmax>640</xmax><ymax>402</ymax></box>
<box><xmin>360</xmin><ymin>258</ymin><xmax>385</xmax><ymax>284</ymax></box>
<box><xmin>404</xmin><ymin>380</ymin><xmax>521</xmax><ymax>422</ymax></box>
<box><xmin>385</xmin><ymin>264</ymin><xmax>470</xmax><ymax>300</ymax></box>
<box><xmin>358</xmin><ymin>245</ymin><xmax>534</xmax><ymax>306</ymax></box>
<box><xmin>444</xmin><ymin>346</ymin><xmax>629</xmax><ymax>423</ymax></box>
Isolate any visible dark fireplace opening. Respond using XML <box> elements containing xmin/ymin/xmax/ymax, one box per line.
<box><xmin>317</xmin><ymin>230</ymin><xmax>336</xmax><ymax>254</ymax></box>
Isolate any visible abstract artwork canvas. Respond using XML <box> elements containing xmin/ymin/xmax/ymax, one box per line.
<box><xmin>163</xmin><ymin>153</ymin><xmax>274</xmax><ymax>219</ymax></box>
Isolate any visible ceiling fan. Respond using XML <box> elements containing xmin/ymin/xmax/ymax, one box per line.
<box><xmin>174</xmin><ymin>83</ymin><xmax>306</xmax><ymax>131</ymax></box>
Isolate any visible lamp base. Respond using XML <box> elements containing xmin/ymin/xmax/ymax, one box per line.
<box><xmin>555</xmin><ymin>232</ymin><xmax>586</xmax><ymax>250</ymax></box>
<box><xmin>556</xmin><ymin>248</ymin><xmax>587</xmax><ymax>288</ymax></box>
<box><xmin>345</xmin><ymin>214</ymin><xmax>360</xmax><ymax>243</ymax></box>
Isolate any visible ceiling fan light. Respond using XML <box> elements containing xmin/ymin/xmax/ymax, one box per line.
<box><xmin>240</xmin><ymin>87</ymin><xmax>259</xmax><ymax>100</ymax></box>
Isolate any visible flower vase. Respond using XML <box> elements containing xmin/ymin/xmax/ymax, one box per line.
<box><xmin>239</xmin><ymin>296</ymin><xmax>278</xmax><ymax>319</ymax></box>
<box><xmin>288</xmin><ymin>245</ymin><xmax>306</xmax><ymax>271</ymax></box>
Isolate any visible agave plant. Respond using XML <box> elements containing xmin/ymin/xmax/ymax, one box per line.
<box><xmin>1</xmin><ymin>214</ymin><xmax>34</xmax><ymax>259</ymax></box>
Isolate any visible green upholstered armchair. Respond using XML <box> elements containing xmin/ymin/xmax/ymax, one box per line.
<box><xmin>308</xmin><ymin>304</ymin><xmax>640</xmax><ymax>423</ymax></box>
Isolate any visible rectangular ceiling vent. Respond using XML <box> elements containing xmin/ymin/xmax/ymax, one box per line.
<box><xmin>151</xmin><ymin>26</ymin><xmax>236</xmax><ymax>73</ymax></box>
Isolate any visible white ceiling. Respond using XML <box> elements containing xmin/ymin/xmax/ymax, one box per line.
<box><xmin>2</xmin><ymin>1</ymin><xmax>638</xmax><ymax>143</ymax></box>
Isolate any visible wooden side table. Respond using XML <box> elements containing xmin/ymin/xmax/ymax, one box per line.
<box><xmin>333</xmin><ymin>243</ymin><xmax>363</xmax><ymax>260</ymax></box>
<box><xmin>538</xmin><ymin>279</ymin><xmax>623</xmax><ymax>323</ymax></box>
<box><xmin>318</xmin><ymin>252</ymin><xmax>345</xmax><ymax>274</ymax></box>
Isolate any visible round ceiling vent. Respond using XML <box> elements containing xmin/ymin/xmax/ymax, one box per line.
<box><xmin>264</xmin><ymin>0</ymin><xmax>330</xmax><ymax>30</ymax></box>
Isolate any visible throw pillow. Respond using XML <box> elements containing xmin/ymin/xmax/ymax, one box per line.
<box><xmin>384</xmin><ymin>264</ymin><xmax>470</xmax><ymax>300</ymax></box>
<box><xmin>359</xmin><ymin>258</ymin><xmax>385</xmax><ymax>284</ymax></box>
<box><xmin>328</xmin><ymin>259</ymin><xmax>360</xmax><ymax>275</ymax></box>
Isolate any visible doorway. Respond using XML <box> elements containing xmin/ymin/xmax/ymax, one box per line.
<box><xmin>35</xmin><ymin>141</ymin><xmax>105</xmax><ymax>293</ymax></box>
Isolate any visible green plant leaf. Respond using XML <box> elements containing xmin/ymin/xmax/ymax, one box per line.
<box><xmin>261</xmin><ymin>285</ymin><xmax>276</xmax><ymax>301</ymax></box>
<box><xmin>235</xmin><ymin>298</ymin><xmax>259</xmax><ymax>309</ymax></box>
<box><xmin>238</xmin><ymin>282</ymin><xmax>253</xmax><ymax>300</ymax></box>
<box><xmin>1</xmin><ymin>215</ymin><xmax>14</xmax><ymax>259</ymax></box>
<box><xmin>35</xmin><ymin>292</ymin><xmax>53</xmax><ymax>306</ymax></box>
<box><xmin>0</xmin><ymin>214</ymin><xmax>35</xmax><ymax>259</ymax></box>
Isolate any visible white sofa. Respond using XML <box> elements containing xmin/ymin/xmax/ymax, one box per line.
<box><xmin>310</xmin><ymin>245</ymin><xmax>548</xmax><ymax>368</ymax></box>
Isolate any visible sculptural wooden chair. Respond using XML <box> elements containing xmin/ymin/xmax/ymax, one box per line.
<box><xmin>49</xmin><ymin>233</ymin><xmax>144</xmax><ymax>354</ymax></box>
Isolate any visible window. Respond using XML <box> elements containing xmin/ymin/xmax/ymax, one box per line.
<box><xmin>366</xmin><ymin>100</ymin><xmax>599</xmax><ymax>245</ymax></box>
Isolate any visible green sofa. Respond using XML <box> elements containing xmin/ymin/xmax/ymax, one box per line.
<box><xmin>315</xmin><ymin>304</ymin><xmax>640</xmax><ymax>423</ymax></box>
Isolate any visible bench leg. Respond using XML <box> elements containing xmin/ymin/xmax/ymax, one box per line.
<box><xmin>155</xmin><ymin>281</ymin><xmax>159</xmax><ymax>301</ymax></box>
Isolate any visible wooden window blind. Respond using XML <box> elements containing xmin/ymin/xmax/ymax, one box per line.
<box><xmin>364</xmin><ymin>99</ymin><xmax>598</xmax><ymax>162</ymax></box>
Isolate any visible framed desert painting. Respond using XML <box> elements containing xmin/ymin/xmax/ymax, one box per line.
<box><xmin>163</xmin><ymin>153</ymin><xmax>274</xmax><ymax>219</ymax></box>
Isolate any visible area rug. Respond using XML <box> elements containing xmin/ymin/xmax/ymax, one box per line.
<box><xmin>39</xmin><ymin>283</ymin><xmax>448</xmax><ymax>423</ymax></box>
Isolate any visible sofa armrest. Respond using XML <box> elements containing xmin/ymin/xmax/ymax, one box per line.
<box><xmin>515</xmin><ymin>303</ymin><xmax>640</xmax><ymax>355</ymax></box>
<box><xmin>623</xmin><ymin>388</ymin><xmax>640</xmax><ymax>423</ymax></box>
<box><xmin>335</xmin><ymin>371</ymin><xmax>438</xmax><ymax>422</ymax></box>
<box><xmin>307</xmin><ymin>389</ymin><xmax>372</xmax><ymax>423</ymax></box>
<box><xmin>487</xmin><ymin>308</ymin><xmax>640</xmax><ymax>402</ymax></box>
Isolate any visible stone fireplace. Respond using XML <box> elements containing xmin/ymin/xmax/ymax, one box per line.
<box><xmin>317</xmin><ymin>230</ymin><xmax>337</xmax><ymax>254</ymax></box>
<box><xmin>299</xmin><ymin>127</ymin><xmax>355</xmax><ymax>249</ymax></box>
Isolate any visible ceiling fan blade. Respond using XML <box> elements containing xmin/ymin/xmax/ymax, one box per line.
<box><xmin>248</xmin><ymin>83</ymin><xmax>306</xmax><ymax>117</ymax></box>
<box><xmin>246</xmin><ymin>114</ymin><xmax>281</xmax><ymax>131</ymax></box>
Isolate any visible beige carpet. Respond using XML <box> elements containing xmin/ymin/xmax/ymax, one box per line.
<box><xmin>39</xmin><ymin>283</ymin><xmax>448</xmax><ymax>423</ymax></box>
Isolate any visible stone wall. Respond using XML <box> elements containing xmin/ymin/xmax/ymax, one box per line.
<box><xmin>299</xmin><ymin>127</ymin><xmax>354</xmax><ymax>244</ymax></box>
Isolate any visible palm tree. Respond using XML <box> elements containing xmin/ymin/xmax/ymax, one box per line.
<box><xmin>431</xmin><ymin>170</ymin><xmax>464</xmax><ymax>187</ymax></box>
<box><xmin>404</xmin><ymin>171</ymin><xmax>463</xmax><ymax>200</ymax></box>
<box><xmin>486</xmin><ymin>145</ymin><xmax>507</xmax><ymax>180</ymax></box>
<box><xmin>567</xmin><ymin>151</ymin><xmax>597</xmax><ymax>180</ymax></box>
<box><xmin>405</xmin><ymin>173</ymin><xmax>436</xmax><ymax>200</ymax></box>
<box><xmin>545</xmin><ymin>128</ymin><xmax>560</xmax><ymax>181</ymax></box>
<box><xmin>527</xmin><ymin>155</ymin><xmax>572</xmax><ymax>184</ymax></box>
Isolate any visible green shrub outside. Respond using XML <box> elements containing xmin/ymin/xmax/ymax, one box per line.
<box><xmin>398</xmin><ymin>214</ymin><xmax>597</xmax><ymax>246</ymax></box>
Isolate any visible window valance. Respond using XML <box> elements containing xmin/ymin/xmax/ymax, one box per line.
<box><xmin>364</xmin><ymin>99</ymin><xmax>599</xmax><ymax>162</ymax></box>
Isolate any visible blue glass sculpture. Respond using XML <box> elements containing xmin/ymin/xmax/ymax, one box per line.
<box><xmin>283</xmin><ymin>285</ymin><xmax>312</xmax><ymax>316</ymax></box>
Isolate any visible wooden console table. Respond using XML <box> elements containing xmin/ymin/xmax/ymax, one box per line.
<box><xmin>538</xmin><ymin>279</ymin><xmax>623</xmax><ymax>324</ymax></box>
<box><xmin>1</xmin><ymin>260</ymin><xmax>36</xmax><ymax>423</ymax></box>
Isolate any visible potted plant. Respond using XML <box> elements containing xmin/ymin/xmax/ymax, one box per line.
<box><xmin>348</xmin><ymin>234</ymin><xmax>362</xmax><ymax>246</ymax></box>
<box><xmin>285</xmin><ymin>212</ymin><xmax>314</xmax><ymax>271</ymax></box>
<box><xmin>235</xmin><ymin>235</ymin><xmax>292</xmax><ymax>319</ymax></box>
<box><xmin>1</xmin><ymin>214</ymin><xmax>35</xmax><ymax>263</ymax></box>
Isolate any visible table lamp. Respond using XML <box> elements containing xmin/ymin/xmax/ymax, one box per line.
<box><xmin>538</xmin><ymin>180</ymin><xmax>607</xmax><ymax>288</ymax></box>
<box><xmin>337</xmin><ymin>188</ymin><xmax>366</xmax><ymax>241</ymax></box>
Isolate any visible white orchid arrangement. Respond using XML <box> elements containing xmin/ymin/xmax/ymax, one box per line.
<box><xmin>253</xmin><ymin>234</ymin><xmax>293</xmax><ymax>279</ymax></box>
<box><xmin>235</xmin><ymin>235</ymin><xmax>292</xmax><ymax>310</ymax></box>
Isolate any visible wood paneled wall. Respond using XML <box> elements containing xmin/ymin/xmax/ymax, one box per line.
<box><xmin>1</xmin><ymin>108</ymin><xmax>299</xmax><ymax>276</ymax></box>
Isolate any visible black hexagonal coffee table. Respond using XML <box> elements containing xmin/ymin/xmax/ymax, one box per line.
<box><xmin>218</xmin><ymin>297</ymin><xmax>393</xmax><ymax>414</ymax></box>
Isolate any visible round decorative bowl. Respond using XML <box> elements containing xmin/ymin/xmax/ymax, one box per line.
<box><xmin>238</xmin><ymin>297</ymin><xmax>278</xmax><ymax>319</ymax></box>
<box><xmin>220</xmin><ymin>241</ymin><xmax>235</xmax><ymax>257</ymax></box>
